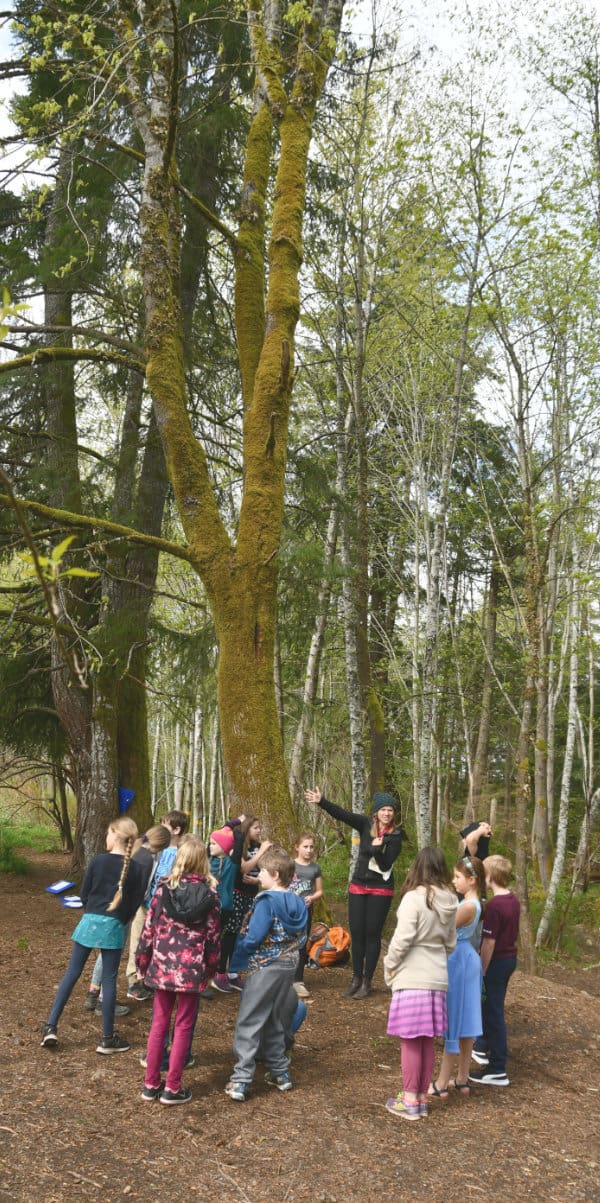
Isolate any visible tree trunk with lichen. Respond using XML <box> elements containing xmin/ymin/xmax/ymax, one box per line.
<box><xmin>130</xmin><ymin>0</ymin><xmax>344</xmax><ymax>838</ymax></box>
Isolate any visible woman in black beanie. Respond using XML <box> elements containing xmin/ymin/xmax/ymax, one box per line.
<box><xmin>305</xmin><ymin>786</ymin><xmax>404</xmax><ymax>998</ymax></box>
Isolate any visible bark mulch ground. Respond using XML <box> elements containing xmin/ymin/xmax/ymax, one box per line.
<box><xmin>1</xmin><ymin>851</ymin><xmax>599</xmax><ymax>1203</ymax></box>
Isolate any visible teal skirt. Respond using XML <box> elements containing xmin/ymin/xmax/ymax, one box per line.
<box><xmin>71</xmin><ymin>912</ymin><xmax>125</xmax><ymax>950</ymax></box>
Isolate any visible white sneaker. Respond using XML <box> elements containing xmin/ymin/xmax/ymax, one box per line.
<box><xmin>293</xmin><ymin>982</ymin><xmax>309</xmax><ymax>998</ymax></box>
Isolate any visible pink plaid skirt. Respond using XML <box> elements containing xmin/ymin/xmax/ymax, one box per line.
<box><xmin>387</xmin><ymin>989</ymin><xmax>447</xmax><ymax>1038</ymax></box>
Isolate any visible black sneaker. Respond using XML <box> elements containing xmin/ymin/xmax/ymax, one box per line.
<box><xmin>85</xmin><ymin>990</ymin><xmax>100</xmax><ymax>1011</ymax></box>
<box><xmin>40</xmin><ymin>1024</ymin><xmax>58</xmax><ymax>1048</ymax></box>
<box><xmin>141</xmin><ymin>1081</ymin><xmax>165</xmax><ymax>1101</ymax></box>
<box><xmin>127</xmin><ymin>981</ymin><xmax>151</xmax><ymax>1001</ymax></box>
<box><xmin>159</xmin><ymin>1086</ymin><xmax>192</xmax><ymax>1106</ymax></box>
<box><xmin>468</xmin><ymin>1068</ymin><xmax>510</xmax><ymax>1086</ymax></box>
<box><xmin>96</xmin><ymin>1032</ymin><xmax>131</xmax><ymax>1054</ymax></box>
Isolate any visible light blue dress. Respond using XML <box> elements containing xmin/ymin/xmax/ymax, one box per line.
<box><xmin>444</xmin><ymin>898</ymin><xmax>483</xmax><ymax>1053</ymax></box>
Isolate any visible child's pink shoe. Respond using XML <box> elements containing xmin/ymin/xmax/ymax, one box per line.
<box><xmin>212</xmin><ymin>973</ymin><xmax>235</xmax><ymax>993</ymax></box>
<box><xmin>385</xmin><ymin>1093</ymin><xmax>420</xmax><ymax>1121</ymax></box>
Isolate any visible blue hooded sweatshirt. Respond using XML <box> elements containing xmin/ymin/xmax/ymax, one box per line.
<box><xmin>230</xmin><ymin>888</ymin><xmax>307</xmax><ymax>973</ymax></box>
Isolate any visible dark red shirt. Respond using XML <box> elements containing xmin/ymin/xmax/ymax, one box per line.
<box><xmin>482</xmin><ymin>892</ymin><xmax>520</xmax><ymax>959</ymax></box>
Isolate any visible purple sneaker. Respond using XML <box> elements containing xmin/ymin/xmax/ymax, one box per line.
<box><xmin>385</xmin><ymin>1093</ymin><xmax>420</xmax><ymax>1121</ymax></box>
<box><xmin>227</xmin><ymin>974</ymin><xmax>243</xmax><ymax>992</ymax></box>
<box><xmin>212</xmin><ymin>973</ymin><xmax>235</xmax><ymax>994</ymax></box>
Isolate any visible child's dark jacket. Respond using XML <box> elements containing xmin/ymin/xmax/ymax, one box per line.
<box><xmin>135</xmin><ymin>873</ymin><xmax>221</xmax><ymax>992</ymax></box>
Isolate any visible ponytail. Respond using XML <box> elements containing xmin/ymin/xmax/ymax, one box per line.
<box><xmin>106</xmin><ymin>817</ymin><xmax>138</xmax><ymax>912</ymax></box>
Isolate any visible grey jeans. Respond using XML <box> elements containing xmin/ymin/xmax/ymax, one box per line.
<box><xmin>230</xmin><ymin>958</ymin><xmax>297</xmax><ymax>1084</ymax></box>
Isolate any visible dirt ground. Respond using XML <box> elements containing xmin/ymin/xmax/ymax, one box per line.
<box><xmin>1</xmin><ymin>852</ymin><xmax>599</xmax><ymax>1203</ymax></box>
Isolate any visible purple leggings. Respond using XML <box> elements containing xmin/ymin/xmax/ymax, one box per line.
<box><xmin>144</xmin><ymin>990</ymin><xmax>198</xmax><ymax>1093</ymax></box>
<box><xmin>400</xmin><ymin>1035</ymin><xmax>436</xmax><ymax>1095</ymax></box>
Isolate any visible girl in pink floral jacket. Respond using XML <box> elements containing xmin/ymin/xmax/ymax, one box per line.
<box><xmin>136</xmin><ymin>836</ymin><xmax>221</xmax><ymax>1106</ymax></box>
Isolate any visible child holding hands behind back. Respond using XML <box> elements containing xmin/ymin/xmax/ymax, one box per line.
<box><xmin>383</xmin><ymin>847</ymin><xmax>457</xmax><ymax>1120</ymax></box>
<box><xmin>468</xmin><ymin>854</ymin><xmax>520</xmax><ymax>1088</ymax></box>
<box><xmin>224</xmin><ymin>846</ymin><xmax>308</xmax><ymax>1102</ymax></box>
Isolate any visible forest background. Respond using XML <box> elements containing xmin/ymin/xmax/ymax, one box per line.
<box><xmin>0</xmin><ymin>0</ymin><xmax>599</xmax><ymax>973</ymax></box>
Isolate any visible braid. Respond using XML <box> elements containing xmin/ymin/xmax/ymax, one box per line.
<box><xmin>106</xmin><ymin>816</ymin><xmax>138</xmax><ymax>912</ymax></box>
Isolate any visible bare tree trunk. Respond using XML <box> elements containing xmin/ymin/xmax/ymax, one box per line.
<box><xmin>471</xmin><ymin>562</ymin><xmax>499</xmax><ymax>815</ymax></box>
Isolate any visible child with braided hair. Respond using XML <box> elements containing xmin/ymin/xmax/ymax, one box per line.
<box><xmin>41</xmin><ymin>817</ymin><xmax>147</xmax><ymax>1053</ymax></box>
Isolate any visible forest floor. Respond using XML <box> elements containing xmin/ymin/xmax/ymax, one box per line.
<box><xmin>1</xmin><ymin>851</ymin><xmax>599</xmax><ymax>1203</ymax></box>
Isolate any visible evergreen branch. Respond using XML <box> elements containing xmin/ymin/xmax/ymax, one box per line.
<box><xmin>0</xmin><ymin>492</ymin><xmax>196</xmax><ymax>566</ymax></box>
<box><xmin>0</xmin><ymin>346</ymin><xmax>146</xmax><ymax>375</ymax></box>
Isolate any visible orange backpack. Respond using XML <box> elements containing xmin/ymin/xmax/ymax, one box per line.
<box><xmin>306</xmin><ymin>922</ymin><xmax>351</xmax><ymax>967</ymax></box>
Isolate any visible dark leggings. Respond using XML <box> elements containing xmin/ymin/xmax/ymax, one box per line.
<box><xmin>48</xmin><ymin>942</ymin><xmax>122</xmax><ymax>1038</ymax></box>
<box><xmin>348</xmin><ymin>892</ymin><xmax>393</xmax><ymax>979</ymax></box>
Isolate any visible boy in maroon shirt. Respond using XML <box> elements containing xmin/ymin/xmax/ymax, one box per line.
<box><xmin>469</xmin><ymin>855</ymin><xmax>520</xmax><ymax>1087</ymax></box>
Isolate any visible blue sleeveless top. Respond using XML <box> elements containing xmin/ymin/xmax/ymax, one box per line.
<box><xmin>456</xmin><ymin>897</ymin><xmax>481</xmax><ymax>943</ymax></box>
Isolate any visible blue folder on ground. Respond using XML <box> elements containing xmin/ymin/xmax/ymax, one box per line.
<box><xmin>46</xmin><ymin>879</ymin><xmax>75</xmax><ymax>894</ymax></box>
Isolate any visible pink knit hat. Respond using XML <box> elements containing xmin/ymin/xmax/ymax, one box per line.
<box><xmin>210</xmin><ymin>826</ymin><xmax>235</xmax><ymax>855</ymax></box>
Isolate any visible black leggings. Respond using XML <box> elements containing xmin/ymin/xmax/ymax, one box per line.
<box><xmin>348</xmin><ymin>892</ymin><xmax>393</xmax><ymax>979</ymax></box>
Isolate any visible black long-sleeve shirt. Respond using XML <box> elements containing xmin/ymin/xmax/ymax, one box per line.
<box><xmin>80</xmin><ymin>852</ymin><xmax>146</xmax><ymax>926</ymax></box>
<box><xmin>319</xmin><ymin>797</ymin><xmax>403</xmax><ymax>892</ymax></box>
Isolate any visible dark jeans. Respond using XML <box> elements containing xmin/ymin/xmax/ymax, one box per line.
<box><xmin>348</xmin><ymin>892</ymin><xmax>393</xmax><ymax>979</ymax></box>
<box><xmin>476</xmin><ymin>955</ymin><xmax>516</xmax><ymax>1073</ymax></box>
<box><xmin>48</xmin><ymin>942</ymin><xmax>122</xmax><ymax>1038</ymax></box>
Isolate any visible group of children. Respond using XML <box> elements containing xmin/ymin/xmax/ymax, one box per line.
<box><xmin>40</xmin><ymin>800</ymin><xmax>520</xmax><ymax>1115</ymax></box>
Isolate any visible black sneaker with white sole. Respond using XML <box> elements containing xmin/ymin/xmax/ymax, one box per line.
<box><xmin>141</xmin><ymin>1081</ymin><xmax>165</xmax><ymax>1101</ymax></box>
<box><xmin>127</xmin><ymin>981</ymin><xmax>151</xmax><ymax>1001</ymax></box>
<box><xmin>159</xmin><ymin>1086</ymin><xmax>192</xmax><ymax>1105</ymax></box>
<box><xmin>468</xmin><ymin>1067</ymin><xmax>510</xmax><ymax>1086</ymax></box>
<box><xmin>96</xmin><ymin>1032</ymin><xmax>130</xmax><ymax>1054</ymax></box>
<box><xmin>40</xmin><ymin>1024</ymin><xmax>58</xmax><ymax>1048</ymax></box>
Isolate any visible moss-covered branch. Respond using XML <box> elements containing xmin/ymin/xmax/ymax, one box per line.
<box><xmin>0</xmin><ymin>606</ymin><xmax>72</xmax><ymax>634</ymax></box>
<box><xmin>0</xmin><ymin>346</ymin><xmax>146</xmax><ymax>375</ymax></box>
<box><xmin>0</xmin><ymin>493</ymin><xmax>196</xmax><ymax>565</ymax></box>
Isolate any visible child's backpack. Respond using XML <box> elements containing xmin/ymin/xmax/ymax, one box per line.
<box><xmin>306</xmin><ymin>922</ymin><xmax>351</xmax><ymax>967</ymax></box>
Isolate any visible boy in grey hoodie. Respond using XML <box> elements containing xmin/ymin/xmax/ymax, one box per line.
<box><xmin>225</xmin><ymin>846</ymin><xmax>307</xmax><ymax>1101</ymax></box>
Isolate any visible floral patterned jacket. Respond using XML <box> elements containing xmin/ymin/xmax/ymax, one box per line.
<box><xmin>135</xmin><ymin>873</ymin><xmax>221</xmax><ymax>993</ymax></box>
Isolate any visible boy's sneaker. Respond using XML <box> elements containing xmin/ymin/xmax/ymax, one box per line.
<box><xmin>127</xmin><ymin>981</ymin><xmax>151</xmax><ymax>1001</ymax></box>
<box><xmin>159</xmin><ymin>1086</ymin><xmax>192</xmax><ymax>1106</ymax></box>
<box><xmin>227</xmin><ymin>974</ymin><xmax>243</xmax><ymax>991</ymax></box>
<box><xmin>385</xmin><ymin>1093</ymin><xmax>420</xmax><ymax>1121</ymax></box>
<box><xmin>85</xmin><ymin>989</ymin><xmax>100</xmax><ymax>1011</ymax></box>
<box><xmin>40</xmin><ymin>1024</ymin><xmax>58</xmax><ymax>1048</ymax></box>
<box><xmin>265</xmin><ymin>1070</ymin><xmax>293</xmax><ymax>1092</ymax></box>
<box><xmin>468</xmin><ymin>1068</ymin><xmax>510</xmax><ymax>1086</ymax></box>
<box><xmin>225</xmin><ymin>1080</ymin><xmax>249</xmax><ymax>1102</ymax></box>
<box><xmin>96</xmin><ymin>1033</ymin><xmax>130</xmax><ymax>1054</ymax></box>
<box><xmin>212</xmin><ymin>973</ymin><xmax>235</xmax><ymax>993</ymax></box>
<box><xmin>471</xmin><ymin>1049</ymin><xmax>489</xmax><ymax>1065</ymax></box>
<box><xmin>141</xmin><ymin>1081</ymin><xmax>165</xmax><ymax>1101</ymax></box>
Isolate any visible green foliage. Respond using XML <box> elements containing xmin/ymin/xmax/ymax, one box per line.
<box><xmin>0</xmin><ymin>818</ymin><xmax>60</xmax><ymax>873</ymax></box>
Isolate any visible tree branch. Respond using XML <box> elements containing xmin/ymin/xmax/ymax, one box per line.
<box><xmin>5</xmin><ymin>323</ymin><xmax>144</xmax><ymax>358</ymax></box>
<box><xmin>0</xmin><ymin>346</ymin><xmax>146</xmax><ymax>376</ymax></box>
<box><xmin>0</xmin><ymin>492</ymin><xmax>197</xmax><ymax>565</ymax></box>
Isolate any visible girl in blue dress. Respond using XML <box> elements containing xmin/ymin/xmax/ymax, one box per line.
<box><xmin>429</xmin><ymin>855</ymin><xmax>486</xmax><ymax>1099</ymax></box>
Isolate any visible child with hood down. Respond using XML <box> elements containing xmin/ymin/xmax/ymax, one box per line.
<box><xmin>136</xmin><ymin>836</ymin><xmax>221</xmax><ymax>1106</ymax></box>
<box><xmin>224</xmin><ymin>846</ymin><xmax>308</xmax><ymax>1101</ymax></box>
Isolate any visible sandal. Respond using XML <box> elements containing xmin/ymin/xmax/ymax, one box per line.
<box><xmin>450</xmin><ymin>1079</ymin><xmax>471</xmax><ymax>1097</ymax></box>
<box><xmin>427</xmin><ymin>1080</ymin><xmax>449</xmax><ymax>1100</ymax></box>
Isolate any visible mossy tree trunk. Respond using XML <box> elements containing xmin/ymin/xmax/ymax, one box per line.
<box><xmin>127</xmin><ymin>0</ymin><xmax>344</xmax><ymax>838</ymax></box>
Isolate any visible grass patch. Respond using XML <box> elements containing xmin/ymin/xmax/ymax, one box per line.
<box><xmin>0</xmin><ymin>820</ymin><xmax>62</xmax><ymax>874</ymax></box>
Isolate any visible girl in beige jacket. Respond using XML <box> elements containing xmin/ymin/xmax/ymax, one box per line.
<box><xmin>383</xmin><ymin>847</ymin><xmax>457</xmax><ymax>1120</ymax></box>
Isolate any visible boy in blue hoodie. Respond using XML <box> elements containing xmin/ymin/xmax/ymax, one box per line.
<box><xmin>225</xmin><ymin>846</ymin><xmax>307</xmax><ymax>1101</ymax></box>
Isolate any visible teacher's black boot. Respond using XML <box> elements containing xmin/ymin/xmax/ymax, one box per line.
<box><xmin>353</xmin><ymin>977</ymin><xmax>372</xmax><ymax>999</ymax></box>
<box><xmin>342</xmin><ymin>974</ymin><xmax>362</xmax><ymax>997</ymax></box>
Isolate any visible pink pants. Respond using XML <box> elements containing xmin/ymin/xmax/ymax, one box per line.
<box><xmin>400</xmin><ymin>1035</ymin><xmax>436</xmax><ymax>1095</ymax></box>
<box><xmin>144</xmin><ymin>989</ymin><xmax>197</xmax><ymax>1093</ymax></box>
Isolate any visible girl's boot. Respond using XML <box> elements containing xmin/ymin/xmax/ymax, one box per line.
<box><xmin>342</xmin><ymin>974</ymin><xmax>363</xmax><ymax>997</ymax></box>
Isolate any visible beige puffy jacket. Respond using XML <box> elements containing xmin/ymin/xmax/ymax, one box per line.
<box><xmin>384</xmin><ymin>885</ymin><xmax>457</xmax><ymax>992</ymax></box>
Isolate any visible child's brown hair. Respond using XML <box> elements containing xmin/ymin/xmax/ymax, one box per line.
<box><xmin>258</xmin><ymin>846</ymin><xmax>295</xmax><ymax>888</ymax></box>
<box><xmin>455</xmin><ymin>854</ymin><xmax>487</xmax><ymax>900</ymax></box>
<box><xmin>106</xmin><ymin>817</ymin><xmax>138</xmax><ymax>912</ymax></box>
<box><xmin>161</xmin><ymin>809</ymin><xmax>189</xmax><ymax>836</ymax></box>
<box><xmin>400</xmin><ymin>846</ymin><xmax>452</xmax><ymax>908</ymax></box>
<box><xmin>484</xmin><ymin>854</ymin><xmax>512</xmax><ymax>888</ymax></box>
